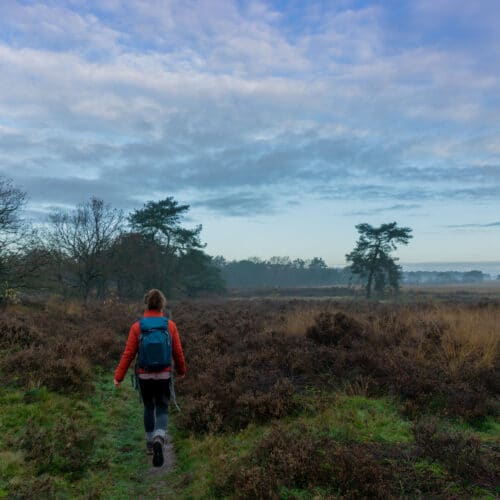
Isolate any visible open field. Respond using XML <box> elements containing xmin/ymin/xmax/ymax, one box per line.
<box><xmin>0</xmin><ymin>296</ymin><xmax>499</xmax><ymax>498</ymax></box>
<box><xmin>228</xmin><ymin>283</ymin><xmax>500</xmax><ymax>302</ymax></box>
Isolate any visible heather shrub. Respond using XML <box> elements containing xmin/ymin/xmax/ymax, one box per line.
<box><xmin>178</xmin><ymin>395</ymin><xmax>224</xmax><ymax>434</ymax></box>
<box><xmin>0</xmin><ymin>301</ymin><xmax>134</xmax><ymax>394</ymax></box>
<box><xmin>178</xmin><ymin>377</ymin><xmax>298</xmax><ymax>433</ymax></box>
<box><xmin>172</xmin><ymin>299</ymin><xmax>499</xmax><ymax>433</ymax></box>
<box><xmin>0</xmin><ymin>314</ymin><xmax>43</xmax><ymax>349</ymax></box>
<box><xmin>215</xmin><ymin>424</ymin><xmax>394</xmax><ymax>499</ymax></box>
<box><xmin>20</xmin><ymin>411</ymin><xmax>96</xmax><ymax>478</ymax></box>
<box><xmin>306</xmin><ymin>311</ymin><xmax>365</xmax><ymax>347</ymax></box>
<box><xmin>7</xmin><ymin>474</ymin><xmax>58</xmax><ymax>500</ymax></box>
<box><xmin>412</xmin><ymin>417</ymin><xmax>482</xmax><ymax>476</ymax></box>
<box><xmin>233</xmin><ymin>378</ymin><xmax>297</xmax><ymax>425</ymax></box>
<box><xmin>2</xmin><ymin>347</ymin><xmax>93</xmax><ymax>394</ymax></box>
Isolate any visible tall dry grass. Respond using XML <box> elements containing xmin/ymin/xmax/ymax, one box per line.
<box><xmin>380</xmin><ymin>305</ymin><xmax>499</xmax><ymax>379</ymax></box>
<box><xmin>272</xmin><ymin>305</ymin><xmax>330</xmax><ymax>338</ymax></box>
<box><xmin>280</xmin><ymin>303</ymin><xmax>499</xmax><ymax>380</ymax></box>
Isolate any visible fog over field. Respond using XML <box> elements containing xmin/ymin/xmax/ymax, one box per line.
<box><xmin>402</xmin><ymin>261</ymin><xmax>500</xmax><ymax>277</ymax></box>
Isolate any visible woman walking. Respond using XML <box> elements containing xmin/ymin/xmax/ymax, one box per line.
<box><xmin>114</xmin><ymin>289</ymin><xmax>186</xmax><ymax>467</ymax></box>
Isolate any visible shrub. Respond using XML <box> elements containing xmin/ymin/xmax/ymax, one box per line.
<box><xmin>2</xmin><ymin>348</ymin><xmax>93</xmax><ymax>394</ymax></box>
<box><xmin>20</xmin><ymin>412</ymin><xmax>97</xmax><ymax>479</ymax></box>
<box><xmin>0</xmin><ymin>315</ymin><xmax>43</xmax><ymax>349</ymax></box>
<box><xmin>215</xmin><ymin>424</ymin><xmax>394</xmax><ymax>499</ymax></box>
<box><xmin>412</xmin><ymin>417</ymin><xmax>482</xmax><ymax>476</ymax></box>
<box><xmin>306</xmin><ymin>311</ymin><xmax>365</xmax><ymax>347</ymax></box>
<box><xmin>8</xmin><ymin>474</ymin><xmax>58</xmax><ymax>500</ymax></box>
<box><xmin>172</xmin><ymin>300</ymin><xmax>498</xmax><ymax>433</ymax></box>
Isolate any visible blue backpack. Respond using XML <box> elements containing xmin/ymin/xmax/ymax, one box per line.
<box><xmin>137</xmin><ymin>317</ymin><xmax>172</xmax><ymax>371</ymax></box>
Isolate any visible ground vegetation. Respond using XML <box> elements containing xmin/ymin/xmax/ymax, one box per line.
<box><xmin>0</xmin><ymin>295</ymin><xmax>498</xmax><ymax>498</ymax></box>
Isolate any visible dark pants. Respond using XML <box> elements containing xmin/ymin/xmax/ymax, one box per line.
<box><xmin>138</xmin><ymin>378</ymin><xmax>170</xmax><ymax>440</ymax></box>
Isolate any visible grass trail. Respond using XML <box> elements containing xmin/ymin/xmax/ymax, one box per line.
<box><xmin>1</xmin><ymin>375</ymin><xmax>498</xmax><ymax>498</ymax></box>
<box><xmin>0</xmin><ymin>374</ymin><xmax>179</xmax><ymax>498</ymax></box>
<box><xmin>81</xmin><ymin>376</ymin><xmax>178</xmax><ymax>498</ymax></box>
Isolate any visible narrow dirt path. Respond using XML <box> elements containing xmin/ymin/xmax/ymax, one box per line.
<box><xmin>140</xmin><ymin>434</ymin><xmax>179</xmax><ymax>499</ymax></box>
<box><xmin>146</xmin><ymin>434</ymin><xmax>176</xmax><ymax>476</ymax></box>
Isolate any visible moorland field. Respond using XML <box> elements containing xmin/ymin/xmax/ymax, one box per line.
<box><xmin>0</xmin><ymin>289</ymin><xmax>499</xmax><ymax>498</ymax></box>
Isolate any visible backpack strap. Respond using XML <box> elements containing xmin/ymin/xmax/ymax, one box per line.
<box><xmin>139</xmin><ymin>316</ymin><xmax>169</xmax><ymax>334</ymax></box>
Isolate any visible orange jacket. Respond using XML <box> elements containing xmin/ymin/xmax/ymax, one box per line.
<box><xmin>114</xmin><ymin>309</ymin><xmax>186</xmax><ymax>382</ymax></box>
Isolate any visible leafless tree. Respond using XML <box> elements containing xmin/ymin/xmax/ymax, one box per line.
<box><xmin>0</xmin><ymin>177</ymin><xmax>27</xmax><ymax>249</ymax></box>
<box><xmin>48</xmin><ymin>197</ymin><xmax>124</xmax><ymax>299</ymax></box>
<box><xmin>0</xmin><ymin>177</ymin><xmax>45</xmax><ymax>301</ymax></box>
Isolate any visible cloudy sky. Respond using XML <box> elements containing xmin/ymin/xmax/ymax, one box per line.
<box><xmin>0</xmin><ymin>0</ymin><xmax>499</xmax><ymax>266</ymax></box>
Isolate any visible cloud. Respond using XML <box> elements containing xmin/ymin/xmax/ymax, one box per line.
<box><xmin>343</xmin><ymin>204</ymin><xmax>422</xmax><ymax>216</ymax></box>
<box><xmin>447</xmin><ymin>221</ymin><xmax>500</xmax><ymax>229</ymax></box>
<box><xmin>0</xmin><ymin>0</ymin><xmax>499</xmax><ymax>219</ymax></box>
<box><xmin>0</xmin><ymin>1</ymin><xmax>122</xmax><ymax>56</ymax></box>
<box><xmin>192</xmin><ymin>191</ymin><xmax>275</xmax><ymax>217</ymax></box>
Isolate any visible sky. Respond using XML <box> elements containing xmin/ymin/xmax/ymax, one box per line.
<box><xmin>0</xmin><ymin>0</ymin><xmax>499</xmax><ymax>267</ymax></box>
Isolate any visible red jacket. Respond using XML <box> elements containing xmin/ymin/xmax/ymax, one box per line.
<box><xmin>114</xmin><ymin>309</ymin><xmax>186</xmax><ymax>382</ymax></box>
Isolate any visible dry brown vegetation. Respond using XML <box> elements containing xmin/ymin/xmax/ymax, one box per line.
<box><xmin>0</xmin><ymin>296</ymin><xmax>498</xmax><ymax>497</ymax></box>
<box><xmin>173</xmin><ymin>299</ymin><xmax>499</xmax><ymax>430</ymax></box>
<box><xmin>0</xmin><ymin>299</ymin><xmax>133</xmax><ymax>393</ymax></box>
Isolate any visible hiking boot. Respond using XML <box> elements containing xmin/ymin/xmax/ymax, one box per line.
<box><xmin>152</xmin><ymin>436</ymin><xmax>164</xmax><ymax>467</ymax></box>
<box><xmin>146</xmin><ymin>441</ymin><xmax>154</xmax><ymax>455</ymax></box>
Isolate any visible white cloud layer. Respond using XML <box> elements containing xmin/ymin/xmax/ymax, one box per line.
<box><xmin>0</xmin><ymin>0</ymin><xmax>498</xmax><ymax>254</ymax></box>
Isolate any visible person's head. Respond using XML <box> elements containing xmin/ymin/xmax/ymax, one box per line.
<box><xmin>144</xmin><ymin>289</ymin><xmax>166</xmax><ymax>311</ymax></box>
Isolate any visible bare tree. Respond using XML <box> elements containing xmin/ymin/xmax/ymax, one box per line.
<box><xmin>0</xmin><ymin>177</ymin><xmax>45</xmax><ymax>301</ymax></box>
<box><xmin>48</xmin><ymin>197</ymin><xmax>124</xmax><ymax>299</ymax></box>
<box><xmin>0</xmin><ymin>177</ymin><xmax>27</xmax><ymax>249</ymax></box>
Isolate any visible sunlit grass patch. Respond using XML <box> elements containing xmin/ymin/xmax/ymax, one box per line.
<box><xmin>450</xmin><ymin>416</ymin><xmax>500</xmax><ymax>443</ymax></box>
<box><xmin>294</xmin><ymin>392</ymin><xmax>413</xmax><ymax>444</ymax></box>
<box><xmin>327</xmin><ymin>395</ymin><xmax>413</xmax><ymax>443</ymax></box>
<box><xmin>414</xmin><ymin>459</ymin><xmax>446</xmax><ymax>478</ymax></box>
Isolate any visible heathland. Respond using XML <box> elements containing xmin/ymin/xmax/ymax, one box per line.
<box><xmin>0</xmin><ymin>290</ymin><xmax>499</xmax><ymax>498</ymax></box>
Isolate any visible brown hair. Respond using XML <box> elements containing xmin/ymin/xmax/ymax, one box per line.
<box><xmin>144</xmin><ymin>289</ymin><xmax>166</xmax><ymax>311</ymax></box>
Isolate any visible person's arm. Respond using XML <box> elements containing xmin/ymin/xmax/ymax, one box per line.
<box><xmin>114</xmin><ymin>322</ymin><xmax>140</xmax><ymax>386</ymax></box>
<box><xmin>169</xmin><ymin>320</ymin><xmax>186</xmax><ymax>377</ymax></box>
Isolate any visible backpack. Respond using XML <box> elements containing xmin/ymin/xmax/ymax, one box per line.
<box><xmin>137</xmin><ymin>316</ymin><xmax>172</xmax><ymax>371</ymax></box>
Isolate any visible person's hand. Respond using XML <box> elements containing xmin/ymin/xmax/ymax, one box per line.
<box><xmin>177</xmin><ymin>374</ymin><xmax>185</xmax><ymax>381</ymax></box>
<box><xmin>114</xmin><ymin>378</ymin><xmax>121</xmax><ymax>388</ymax></box>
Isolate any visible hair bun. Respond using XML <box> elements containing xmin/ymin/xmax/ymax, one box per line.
<box><xmin>144</xmin><ymin>289</ymin><xmax>166</xmax><ymax>311</ymax></box>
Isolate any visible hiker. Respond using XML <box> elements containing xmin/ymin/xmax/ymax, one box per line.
<box><xmin>113</xmin><ymin>289</ymin><xmax>186</xmax><ymax>467</ymax></box>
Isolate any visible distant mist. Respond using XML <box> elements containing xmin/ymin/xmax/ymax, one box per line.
<box><xmin>402</xmin><ymin>261</ymin><xmax>500</xmax><ymax>276</ymax></box>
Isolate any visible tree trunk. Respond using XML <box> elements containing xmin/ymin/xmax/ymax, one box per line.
<box><xmin>366</xmin><ymin>241</ymin><xmax>381</xmax><ymax>298</ymax></box>
<box><xmin>366</xmin><ymin>269</ymin><xmax>374</xmax><ymax>298</ymax></box>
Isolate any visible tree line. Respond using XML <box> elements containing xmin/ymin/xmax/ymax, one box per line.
<box><xmin>215</xmin><ymin>223</ymin><xmax>414</xmax><ymax>298</ymax></box>
<box><xmin>1</xmin><ymin>175</ymin><xmax>441</xmax><ymax>301</ymax></box>
<box><xmin>0</xmin><ymin>177</ymin><xmax>225</xmax><ymax>302</ymax></box>
<box><xmin>215</xmin><ymin>256</ymin><xmax>354</xmax><ymax>288</ymax></box>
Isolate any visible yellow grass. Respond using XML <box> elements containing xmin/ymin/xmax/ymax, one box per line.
<box><xmin>279</xmin><ymin>303</ymin><xmax>499</xmax><ymax>380</ymax></box>
<box><xmin>416</xmin><ymin>307</ymin><xmax>499</xmax><ymax>377</ymax></box>
<box><xmin>274</xmin><ymin>305</ymin><xmax>334</xmax><ymax>337</ymax></box>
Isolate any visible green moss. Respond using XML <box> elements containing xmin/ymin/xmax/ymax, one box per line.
<box><xmin>451</xmin><ymin>416</ymin><xmax>500</xmax><ymax>443</ymax></box>
<box><xmin>414</xmin><ymin>459</ymin><xmax>446</xmax><ymax>477</ymax></box>
<box><xmin>293</xmin><ymin>394</ymin><xmax>413</xmax><ymax>443</ymax></box>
